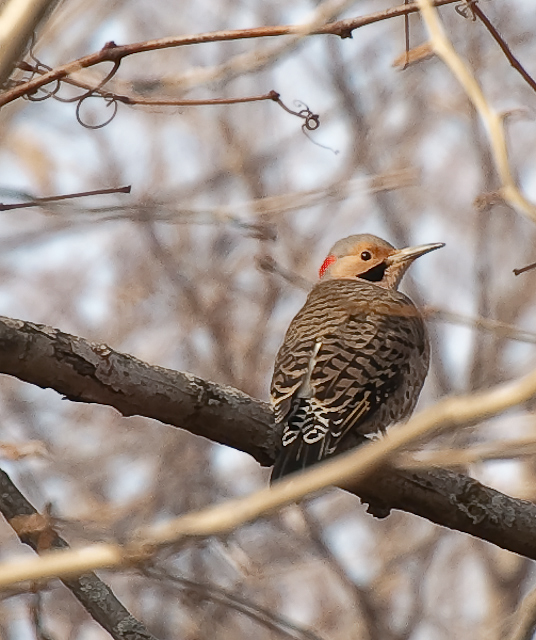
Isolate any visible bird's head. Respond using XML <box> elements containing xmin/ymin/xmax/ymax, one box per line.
<box><xmin>318</xmin><ymin>234</ymin><xmax>444</xmax><ymax>289</ymax></box>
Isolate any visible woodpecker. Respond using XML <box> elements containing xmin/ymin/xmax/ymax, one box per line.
<box><xmin>270</xmin><ymin>234</ymin><xmax>444</xmax><ymax>482</ymax></box>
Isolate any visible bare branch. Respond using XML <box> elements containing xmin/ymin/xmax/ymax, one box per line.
<box><xmin>0</xmin><ymin>0</ymin><xmax>458</xmax><ymax>108</ymax></box>
<box><xmin>416</xmin><ymin>0</ymin><xmax>536</xmax><ymax>220</ymax></box>
<box><xmin>0</xmin><ymin>467</ymin><xmax>157</xmax><ymax>640</ymax></box>
<box><xmin>472</xmin><ymin>3</ymin><xmax>536</xmax><ymax>95</ymax></box>
<box><xmin>397</xmin><ymin>436</ymin><xmax>536</xmax><ymax>468</ymax></box>
<box><xmin>426</xmin><ymin>306</ymin><xmax>536</xmax><ymax>345</ymax></box>
<box><xmin>0</xmin><ymin>186</ymin><xmax>131</xmax><ymax>210</ymax></box>
<box><xmin>514</xmin><ymin>261</ymin><xmax>536</xmax><ymax>276</ymax></box>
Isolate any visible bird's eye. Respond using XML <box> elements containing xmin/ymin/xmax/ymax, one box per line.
<box><xmin>361</xmin><ymin>251</ymin><xmax>372</xmax><ymax>261</ymax></box>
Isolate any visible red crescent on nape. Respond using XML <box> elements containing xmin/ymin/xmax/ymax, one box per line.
<box><xmin>319</xmin><ymin>254</ymin><xmax>337</xmax><ymax>278</ymax></box>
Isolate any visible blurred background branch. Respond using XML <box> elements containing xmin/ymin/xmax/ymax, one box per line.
<box><xmin>0</xmin><ymin>0</ymin><xmax>59</xmax><ymax>85</ymax></box>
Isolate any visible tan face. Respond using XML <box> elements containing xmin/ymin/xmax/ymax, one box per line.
<box><xmin>318</xmin><ymin>234</ymin><xmax>444</xmax><ymax>290</ymax></box>
<box><xmin>319</xmin><ymin>240</ymin><xmax>395</xmax><ymax>282</ymax></box>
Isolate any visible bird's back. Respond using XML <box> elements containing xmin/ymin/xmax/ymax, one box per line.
<box><xmin>270</xmin><ymin>278</ymin><xmax>429</xmax><ymax>480</ymax></box>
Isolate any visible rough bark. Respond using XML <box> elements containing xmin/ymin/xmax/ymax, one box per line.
<box><xmin>0</xmin><ymin>315</ymin><xmax>275</xmax><ymax>464</ymax></box>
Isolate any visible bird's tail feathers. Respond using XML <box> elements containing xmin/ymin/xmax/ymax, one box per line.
<box><xmin>270</xmin><ymin>435</ymin><xmax>327</xmax><ymax>484</ymax></box>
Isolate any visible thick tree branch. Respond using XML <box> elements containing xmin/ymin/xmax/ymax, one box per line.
<box><xmin>0</xmin><ymin>315</ymin><xmax>275</xmax><ymax>465</ymax></box>
<box><xmin>0</xmin><ymin>467</ymin><xmax>157</xmax><ymax>640</ymax></box>
<box><xmin>1</xmin><ymin>315</ymin><xmax>536</xmax><ymax>574</ymax></box>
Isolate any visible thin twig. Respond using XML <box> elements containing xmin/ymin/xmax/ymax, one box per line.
<box><xmin>472</xmin><ymin>3</ymin><xmax>536</xmax><ymax>94</ymax></box>
<box><xmin>402</xmin><ymin>0</ymin><xmax>411</xmax><ymax>69</ymax></box>
<box><xmin>425</xmin><ymin>306</ymin><xmax>536</xmax><ymax>345</ymax></box>
<box><xmin>114</xmin><ymin>89</ymin><xmax>279</xmax><ymax>107</ymax></box>
<box><xmin>513</xmin><ymin>261</ymin><xmax>536</xmax><ymax>276</ymax></box>
<box><xmin>0</xmin><ymin>186</ymin><xmax>131</xmax><ymax>211</ymax></box>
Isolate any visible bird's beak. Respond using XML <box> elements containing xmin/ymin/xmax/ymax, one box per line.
<box><xmin>387</xmin><ymin>242</ymin><xmax>445</xmax><ymax>265</ymax></box>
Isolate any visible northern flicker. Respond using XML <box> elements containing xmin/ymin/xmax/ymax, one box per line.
<box><xmin>270</xmin><ymin>234</ymin><xmax>444</xmax><ymax>482</ymax></box>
